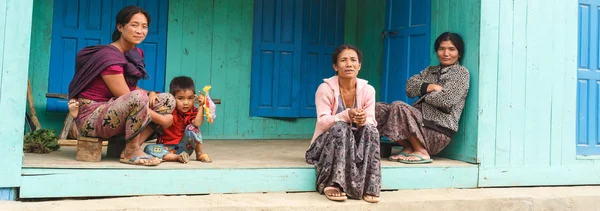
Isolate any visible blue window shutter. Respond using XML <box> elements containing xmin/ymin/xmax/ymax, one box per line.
<box><xmin>48</xmin><ymin>0</ymin><xmax>112</xmax><ymax>112</ymax></box>
<box><xmin>48</xmin><ymin>0</ymin><xmax>168</xmax><ymax>113</ymax></box>
<box><xmin>298</xmin><ymin>0</ymin><xmax>345</xmax><ymax>118</ymax></box>
<box><xmin>381</xmin><ymin>0</ymin><xmax>430</xmax><ymax>105</ymax></box>
<box><xmin>577</xmin><ymin>0</ymin><xmax>600</xmax><ymax>155</ymax></box>
<box><xmin>250</xmin><ymin>0</ymin><xmax>303</xmax><ymax>117</ymax></box>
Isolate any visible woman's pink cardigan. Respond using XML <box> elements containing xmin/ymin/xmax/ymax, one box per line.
<box><xmin>311</xmin><ymin>76</ymin><xmax>377</xmax><ymax>144</ymax></box>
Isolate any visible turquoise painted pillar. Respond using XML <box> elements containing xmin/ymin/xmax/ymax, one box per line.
<box><xmin>0</xmin><ymin>0</ymin><xmax>34</xmax><ymax>201</ymax></box>
<box><xmin>0</xmin><ymin>188</ymin><xmax>17</xmax><ymax>201</ymax></box>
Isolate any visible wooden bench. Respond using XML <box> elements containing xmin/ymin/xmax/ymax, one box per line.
<box><xmin>76</xmin><ymin>137</ymin><xmax>105</xmax><ymax>162</ymax></box>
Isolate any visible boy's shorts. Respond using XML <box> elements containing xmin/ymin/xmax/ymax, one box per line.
<box><xmin>144</xmin><ymin>124</ymin><xmax>203</xmax><ymax>158</ymax></box>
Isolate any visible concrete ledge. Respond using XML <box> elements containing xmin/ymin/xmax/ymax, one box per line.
<box><xmin>2</xmin><ymin>186</ymin><xmax>600</xmax><ymax>210</ymax></box>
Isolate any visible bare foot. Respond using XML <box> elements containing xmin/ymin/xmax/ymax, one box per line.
<box><xmin>389</xmin><ymin>145</ymin><xmax>413</xmax><ymax>161</ymax></box>
<box><xmin>162</xmin><ymin>152</ymin><xmax>190</xmax><ymax>164</ymax></box>
<box><xmin>179</xmin><ymin>152</ymin><xmax>190</xmax><ymax>163</ymax></box>
<box><xmin>401</xmin><ymin>149</ymin><xmax>431</xmax><ymax>161</ymax></box>
<box><xmin>121</xmin><ymin>145</ymin><xmax>161</xmax><ymax>165</ymax></box>
<box><xmin>196</xmin><ymin>153</ymin><xmax>212</xmax><ymax>163</ymax></box>
<box><xmin>323</xmin><ymin>187</ymin><xmax>347</xmax><ymax>201</ymax></box>
<box><xmin>68</xmin><ymin>99</ymin><xmax>79</xmax><ymax>118</ymax></box>
<box><xmin>363</xmin><ymin>194</ymin><xmax>380</xmax><ymax>203</ymax></box>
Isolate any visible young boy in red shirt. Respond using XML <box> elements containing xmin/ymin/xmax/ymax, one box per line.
<box><xmin>143</xmin><ymin>76</ymin><xmax>212</xmax><ymax>163</ymax></box>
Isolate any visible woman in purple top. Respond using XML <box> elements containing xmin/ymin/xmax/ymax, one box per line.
<box><xmin>68</xmin><ymin>6</ymin><xmax>175</xmax><ymax>166</ymax></box>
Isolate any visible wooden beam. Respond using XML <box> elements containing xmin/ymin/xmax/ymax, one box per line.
<box><xmin>27</xmin><ymin>78</ymin><xmax>41</xmax><ymax>130</ymax></box>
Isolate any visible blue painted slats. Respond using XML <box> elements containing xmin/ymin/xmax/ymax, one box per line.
<box><xmin>298</xmin><ymin>0</ymin><xmax>345</xmax><ymax>117</ymax></box>
<box><xmin>251</xmin><ymin>0</ymin><xmax>303</xmax><ymax>117</ymax></box>
<box><xmin>48</xmin><ymin>0</ymin><xmax>168</xmax><ymax>112</ymax></box>
<box><xmin>577</xmin><ymin>0</ymin><xmax>600</xmax><ymax>155</ymax></box>
<box><xmin>381</xmin><ymin>0</ymin><xmax>431</xmax><ymax>104</ymax></box>
<box><xmin>0</xmin><ymin>188</ymin><xmax>17</xmax><ymax>201</ymax></box>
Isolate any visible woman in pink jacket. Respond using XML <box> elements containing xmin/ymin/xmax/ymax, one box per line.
<box><xmin>305</xmin><ymin>44</ymin><xmax>381</xmax><ymax>203</ymax></box>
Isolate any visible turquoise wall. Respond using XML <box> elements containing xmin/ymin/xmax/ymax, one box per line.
<box><xmin>28</xmin><ymin>0</ymin><xmax>387</xmax><ymax>140</ymax></box>
<box><xmin>164</xmin><ymin>0</ymin><xmax>317</xmax><ymax>139</ymax></box>
<box><xmin>0</xmin><ymin>0</ymin><xmax>33</xmax><ymax>188</ymax></box>
<box><xmin>28</xmin><ymin>0</ymin><xmax>61</xmax><ymax>137</ymax></box>
<box><xmin>431</xmin><ymin>0</ymin><xmax>481</xmax><ymax>163</ymax></box>
<box><xmin>344</xmin><ymin>0</ymin><xmax>386</xmax><ymax>101</ymax></box>
<box><xmin>476</xmin><ymin>0</ymin><xmax>600</xmax><ymax>186</ymax></box>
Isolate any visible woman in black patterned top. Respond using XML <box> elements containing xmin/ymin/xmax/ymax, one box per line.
<box><xmin>375</xmin><ymin>32</ymin><xmax>470</xmax><ymax>164</ymax></box>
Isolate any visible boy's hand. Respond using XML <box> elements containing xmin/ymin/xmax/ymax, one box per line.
<box><xmin>148</xmin><ymin>91</ymin><xmax>157</xmax><ymax>107</ymax></box>
<box><xmin>196</xmin><ymin>92</ymin><xmax>205</xmax><ymax>105</ymax></box>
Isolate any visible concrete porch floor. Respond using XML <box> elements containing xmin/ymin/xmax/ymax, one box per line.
<box><xmin>23</xmin><ymin>140</ymin><xmax>472</xmax><ymax>169</ymax></box>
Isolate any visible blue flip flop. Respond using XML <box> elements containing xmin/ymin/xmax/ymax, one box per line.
<box><xmin>398</xmin><ymin>154</ymin><xmax>433</xmax><ymax>164</ymax></box>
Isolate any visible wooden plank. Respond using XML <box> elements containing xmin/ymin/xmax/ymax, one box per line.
<box><xmin>343</xmin><ymin>0</ymin><xmax>357</xmax><ymax>45</ymax></box>
<box><xmin>382</xmin><ymin>165</ymin><xmax>478</xmax><ymax>190</ymax></box>
<box><xmin>58</xmin><ymin>139</ymin><xmax>108</xmax><ymax>146</ymax></box>
<box><xmin>562</xmin><ymin>0</ymin><xmax>579</xmax><ymax>165</ymax></box>
<box><xmin>0</xmin><ymin>0</ymin><xmax>34</xmax><ymax>188</ymax></box>
<box><xmin>223</xmin><ymin>0</ymin><xmax>241</xmax><ymax>137</ymax></box>
<box><xmin>460</xmin><ymin>0</ymin><xmax>482</xmax><ymax>164</ymax></box>
<box><xmin>479</xmin><ymin>165</ymin><xmax>600</xmax><ymax>187</ymax></box>
<box><xmin>165</xmin><ymin>0</ymin><xmax>184</xmax><ymax>79</ymax></box>
<box><xmin>27</xmin><ymin>78</ymin><xmax>42</xmax><ymax>129</ymax></box>
<box><xmin>493</xmin><ymin>0</ymin><xmax>514</xmax><ymax>167</ymax></box>
<box><xmin>508</xmin><ymin>0</ymin><xmax>527</xmax><ymax>167</ymax></box>
<box><xmin>523</xmin><ymin>0</ymin><xmax>552</xmax><ymax>167</ymax></box>
<box><xmin>20</xmin><ymin>168</ymin><xmax>316</xmax><ymax>198</ymax></box>
<box><xmin>209</xmin><ymin>0</ymin><xmax>229</xmax><ymax>137</ymax></box>
<box><xmin>235</xmin><ymin>0</ymin><xmax>254</xmax><ymax>137</ymax></box>
<box><xmin>192</xmin><ymin>0</ymin><xmax>213</xmax><ymax>88</ymax></box>
<box><xmin>45</xmin><ymin>93</ymin><xmax>68</xmax><ymax>99</ymax></box>
<box><xmin>477</xmin><ymin>0</ymin><xmax>500</xmax><ymax>167</ymax></box>
<box><xmin>19</xmin><ymin>164</ymin><xmax>477</xmax><ymax>198</ymax></box>
<box><xmin>549</xmin><ymin>0</ymin><xmax>565</xmax><ymax>166</ymax></box>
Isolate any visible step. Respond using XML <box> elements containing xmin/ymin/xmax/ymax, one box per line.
<box><xmin>20</xmin><ymin>140</ymin><xmax>477</xmax><ymax>198</ymax></box>
<box><xmin>1</xmin><ymin>186</ymin><xmax>599</xmax><ymax>211</ymax></box>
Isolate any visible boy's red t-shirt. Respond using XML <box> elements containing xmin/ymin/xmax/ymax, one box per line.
<box><xmin>159</xmin><ymin>106</ymin><xmax>199</xmax><ymax>145</ymax></box>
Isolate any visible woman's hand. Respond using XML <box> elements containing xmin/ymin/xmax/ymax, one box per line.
<box><xmin>349</xmin><ymin>108</ymin><xmax>366</xmax><ymax>126</ymax></box>
<box><xmin>196</xmin><ymin>92</ymin><xmax>205</xmax><ymax>106</ymax></box>
<box><xmin>148</xmin><ymin>91</ymin><xmax>157</xmax><ymax>107</ymax></box>
<box><xmin>427</xmin><ymin>84</ymin><xmax>443</xmax><ymax>93</ymax></box>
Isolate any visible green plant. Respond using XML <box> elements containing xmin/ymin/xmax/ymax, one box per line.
<box><xmin>24</xmin><ymin>129</ymin><xmax>60</xmax><ymax>154</ymax></box>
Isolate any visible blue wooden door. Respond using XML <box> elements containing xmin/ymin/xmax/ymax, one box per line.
<box><xmin>577</xmin><ymin>0</ymin><xmax>600</xmax><ymax>155</ymax></box>
<box><xmin>48</xmin><ymin>0</ymin><xmax>168</xmax><ymax>112</ymax></box>
<box><xmin>250</xmin><ymin>0</ymin><xmax>303</xmax><ymax>117</ymax></box>
<box><xmin>298</xmin><ymin>0</ymin><xmax>345</xmax><ymax>117</ymax></box>
<box><xmin>381</xmin><ymin>0</ymin><xmax>430</xmax><ymax>104</ymax></box>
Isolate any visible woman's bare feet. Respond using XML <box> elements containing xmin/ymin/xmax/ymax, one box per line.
<box><xmin>363</xmin><ymin>194</ymin><xmax>380</xmax><ymax>203</ymax></box>
<box><xmin>120</xmin><ymin>143</ymin><xmax>161</xmax><ymax>165</ymax></box>
<box><xmin>323</xmin><ymin>186</ymin><xmax>347</xmax><ymax>201</ymax></box>
<box><xmin>401</xmin><ymin>149</ymin><xmax>431</xmax><ymax>161</ymax></box>
<box><xmin>68</xmin><ymin>99</ymin><xmax>79</xmax><ymax>118</ymax></box>
<box><xmin>389</xmin><ymin>139</ymin><xmax>413</xmax><ymax>161</ymax></box>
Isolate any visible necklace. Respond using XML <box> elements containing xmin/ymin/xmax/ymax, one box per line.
<box><xmin>339</xmin><ymin>83</ymin><xmax>356</xmax><ymax>109</ymax></box>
